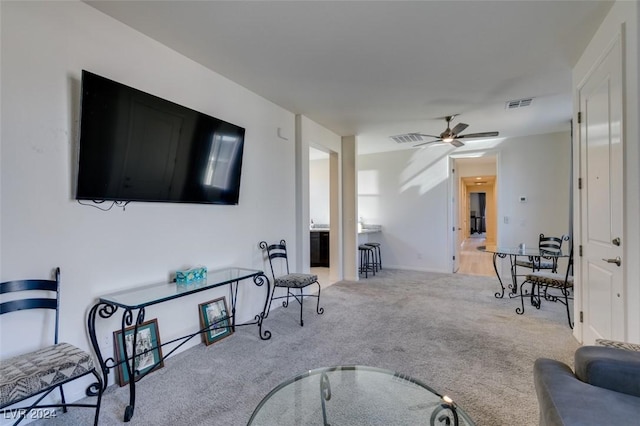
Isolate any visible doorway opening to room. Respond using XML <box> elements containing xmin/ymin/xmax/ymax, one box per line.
<box><xmin>309</xmin><ymin>147</ymin><xmax>338</xmax><ymax>288</ymax></box>
<box><xmin>452</xmin><ymin>156</ymin><xmax>497</xmax><ymax>277</ymax></box>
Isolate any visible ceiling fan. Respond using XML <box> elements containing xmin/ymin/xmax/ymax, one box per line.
<box><xmin>390</xmin><ymin>115</ymin><xmax>499</xmax><ymax>148</ymax></box>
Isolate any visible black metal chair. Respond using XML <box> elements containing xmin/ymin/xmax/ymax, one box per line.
<box><xmin>0</xmin><ymin>268</ymin><xmax>103</xmax><ymax>425</ymax></box>
<box><xmin>259</xmin><ymin>240</ymin><xmax>324</xmax><ymax>326</ymax></box>
<box><xmin>516</xmin><ymin>233</ymin><xmax>568</xmax><ymax>273</ymax></box>
<box><xmin>517</xmin><ymin>247</ymin><xmax>574</xmax><ymax>328</ymax></box>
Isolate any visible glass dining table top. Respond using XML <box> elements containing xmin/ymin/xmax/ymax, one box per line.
<box><xmin>481</xmin><ymin>245</ymin><xmax>568</xmax><ymax>257</ymax></box>
<box><xmin>248</xmin><ymin>365</ymin><xmax>475</xmax><ymax>426</ymax></box>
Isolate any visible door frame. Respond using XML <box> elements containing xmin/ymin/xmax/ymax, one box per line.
<box><xmin>449</xmin><ymin>155</ymin><xmax>498</xmax><ymax>273</ymax></box>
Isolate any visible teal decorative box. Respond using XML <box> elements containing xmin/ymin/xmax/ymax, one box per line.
<box><xmin>176</xmin><ymin>266</ymin><xmax>207</xmax><ymax>285</ymax></box>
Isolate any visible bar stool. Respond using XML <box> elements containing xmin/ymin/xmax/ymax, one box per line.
<box><xmin>364</xmin><ymin>242</ymin><xmax>382</xmax><ymax>272</ymax></box>
<box><xmin>358</xmin><ymin>245</ymin><xmax>376</xmax><ymax>278</ymax></box>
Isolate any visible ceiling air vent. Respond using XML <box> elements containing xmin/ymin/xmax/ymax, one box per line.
<box><xmin>506</xmin><ymin>97</ymin><xmax>533</xmax><ymax>110</ymax></box>
<box><xmin>390</xmin><ymin>133</ymin><xmax>427</xmax><ymax>144</ymax></box>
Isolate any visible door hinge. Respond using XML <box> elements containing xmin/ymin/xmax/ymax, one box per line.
<box><xmin>453</xmin><ymin>255</ymin><xmax>456</xmax><ymax>261</ymax></box>
<box><xmin>577</xmin><ymin>111</ymin><xmax>582</xmax><ymax>124</ymax></box>
<box><xmin>452</xmin><ymin>227</ymin><xmax>455</xmax><ymax>232</ymax></box>
<box><xmin>578</xmin><ymin>177</ymin><xmax>582</xmax><ymax>189</ymax></box>
<box><xmin>579</xmin><ymin>245</ymin><xmax>583</xmax><ymax>256</ymax></box>
<box><xmin>579</xmin><ymin>311</ymin><xmax>583</xmax><ymax>323</ymax></box>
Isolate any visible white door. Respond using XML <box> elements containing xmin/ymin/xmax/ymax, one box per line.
<box><xmin>579</xmin><ymin>35</ymin><xmax>624</xmax><ymax>343</ymax></box>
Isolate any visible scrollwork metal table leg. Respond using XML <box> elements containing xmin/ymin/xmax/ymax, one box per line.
<box><xmin>508</xmin><ymin>254</ymin><xmax>519</xmax><ymax>296</ymax></box>
<box><xmin>121</xmin><ymin>307</ymin><xmax>146</xmax><ymax>422</ymax></box>
<box><xmin>492</xmin><ymin>253</ymin><xmax>507</xmax><ymax>298</ymax></box>
<box><xmin>429</xmin><ymin>399</ymin><xmax>459</xmax><ymax>426</ymax></box>
<box><xmin>253</xmin><ymin>273</ymin><xmax>272</xmax><ymax>340</ymax></box>
<box><xmin>86</xmin><ymin>302</ymin><xmax>118</xmax><ymax>396</ymax></box>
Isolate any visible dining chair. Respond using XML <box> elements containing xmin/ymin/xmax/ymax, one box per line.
<box><xmin>515</xmin><ymin>233</ymin><xmax>568</xmax><ymax>273</ymax></box>
<box><xmin>0</xmin><ymin>268</ymin><xmax>104</xmax><ymax>425</ymax></box>
<box><xmin>516</xmin><ymin>246</ymin><xmax>574</xmax><ymax>328</ymax></box>
<box><xmin>259</xmin><ymin>240</ymin><xmax>324</xmax><ymax>326</ymax></box>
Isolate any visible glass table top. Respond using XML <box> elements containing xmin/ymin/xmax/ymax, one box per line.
<box><xmin>248</xmin><ymin>365</ymin><xmax>475</xmax><ymax>426</ymax></box>
<box><xmin>480</xmin><ymin>245</ymin><xmax>568</xmax><ymax>257</ymax></box>
<box><xmin>99</xmin><ymin>267</ymin><xmax>264</xmax><ymax>309</ymax></box>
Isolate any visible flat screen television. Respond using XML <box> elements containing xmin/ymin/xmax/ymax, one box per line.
<box><xmin>76</xmin><ymin>70</ymin><xmax>245</xmax><ymax>205</ymax></box>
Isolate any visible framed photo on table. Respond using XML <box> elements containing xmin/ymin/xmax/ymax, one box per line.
<box><xmin>198</xmin><ymin>297</ymin><xmax>233</xmax><ymax>345</ymax></box>
<box><xmin>113</xmin><ymin>318</ymin><xmax>164</xmax><ymax>386</ymax></box>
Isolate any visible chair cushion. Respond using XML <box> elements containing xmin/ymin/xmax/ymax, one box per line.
<box><xmin>275</xmin><ymin>273</ymin><xmax>318</xmax><ymax>288</ymax></box>
<box><xmin>0</xmin><ymin>342</ymin><xmax>95</xmax><ymax>407</ymax></box>
<box><xmin>526</xmin><ymin>271</ymin><xmax>573</xmax><ymax>288</ymax></box>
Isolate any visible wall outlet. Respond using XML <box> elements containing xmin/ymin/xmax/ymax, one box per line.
<box><xmin>504</xmin><ymin>216</ymin><xmax>509</xmax><ymax>224</ymax></box>
<box><xmin>101</xmin><ymin>333</ymin><xmax>112</xmax><ymax>348</ymax></box>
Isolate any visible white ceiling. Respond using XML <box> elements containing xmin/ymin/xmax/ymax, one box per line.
<box><xmin>86</xmin><ymin>0</ymin><xmax>613</xmax><ymax>155</ymax></box>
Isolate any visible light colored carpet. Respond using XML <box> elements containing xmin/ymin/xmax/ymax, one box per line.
<box><xmin>36</xmin><ymin>269</ymin><xmax>579</xmax><ymax>425</ymax></box>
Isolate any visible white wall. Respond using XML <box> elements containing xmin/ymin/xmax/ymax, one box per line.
<box><xmin>572</xmin><ymin>0</ymin><xmax>640</xmax><ymax>343</ymax></box>
<box><xmin>456</xmin><ymin>160</ymin><xmax>496</xmax><ymax>178</ymax></box>
<box><xmin>309</xmin><ymin>158</ymin><xmax>331</xmax><ymax>225</ymax></box>
<box><xmin>358</xmin><ymin>146</ymin><xmax>452</xmax><ymax>272</ymax></box>
<box><xmin>358</xmin><ymin>132</ymin><xmax>571</xmax><ymax>273</ymax></box>
<box><xmin>497</xmin><ymin>132</ymin><xmax>571</xmax><ymax>247</ymax></box>
<box><xmin>0</xmin><ymin>1</ymin><xmax>301</xmax><ymax>402</ymax></box>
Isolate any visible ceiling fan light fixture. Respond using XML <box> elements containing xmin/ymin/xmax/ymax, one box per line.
<box><xmin>442</xmin><ymin>136</ymin><xmax>454</xmax><ymax>143</ymax></box>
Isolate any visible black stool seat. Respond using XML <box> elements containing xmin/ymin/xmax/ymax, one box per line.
<box><xmin>358</xmin><ymin>245</ymin><xmax>375</xmax><ymax>278</ymax></box>
<box><xmin>364</xmin><ymin>242</ymin><xmax>382</xmax><ymax>272</ymax></box>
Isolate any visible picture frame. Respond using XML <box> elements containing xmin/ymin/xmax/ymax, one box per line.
<box><xmin>198</xmin><ymin>297</ymin><xmax>233</xmax><ymax>345</ymax></box>
<box><xmin>113</xmin><ymin>318</ymin><xmax>164</xmax><ymax>387</ymax></box>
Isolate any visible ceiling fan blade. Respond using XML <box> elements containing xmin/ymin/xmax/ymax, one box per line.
<box><xmin>450</xmin><ymin>139</ymin><xmax>465</xmax><ymax>147</ymax></box>
<box><xmin>413</xmin><ymin>139</ymin><xmax>442</xmax><ymax>147</ymax></box>
<box><xmin>451</xmin><ymin>123</ymin><xmax>469</xmax><ymax>135</ymax></box>
<box><xmin>457</xmin><ymin>131</ymin><xmax>499</xmax><ymax>139</ymax></box>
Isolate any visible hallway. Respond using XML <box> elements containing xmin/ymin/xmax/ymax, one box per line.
<box><xmin>457</xmin><ymin>235</ymin><xmax>495</xmax><ymax>277</ymax></box>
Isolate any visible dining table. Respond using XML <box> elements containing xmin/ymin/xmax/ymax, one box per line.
<box><xmin>479</xmin><ymin>245</ymin><xmax>569</xmax><ymax>299</ymax></box>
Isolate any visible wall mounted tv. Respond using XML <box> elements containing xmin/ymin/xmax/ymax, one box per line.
<box><xmin>76</xmin><ymin>70</ymin><xmax>245</xmax><ymax>205</ymax></box>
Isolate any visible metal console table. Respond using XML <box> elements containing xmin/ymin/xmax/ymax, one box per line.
<box><xmin>86</xmin><ymin>267</ymin><xmax>271</xmax><ymax>422</ymax></box>
<box><xmin>480</xmin><ymin>246</ymin><xmax>568</xmax><ymax>299</ymax></box>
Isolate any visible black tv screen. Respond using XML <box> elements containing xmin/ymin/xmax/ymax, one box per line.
<box><xmin>76</xmin><ymin>70</ymin><xmax>245</xmax><ymax>205</ymax></box>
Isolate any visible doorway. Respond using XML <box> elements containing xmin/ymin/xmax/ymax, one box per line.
<box><xmin>469</xmin><ymin>193</ymin><xmax>486</xmax><ymax>237</ymax></box>
<box><xmin>453</xmin><ymin>156</ymin><xmax>497</xmax><ymax>276</ymax></box>
<box><xmin>309</xmin><ymin>147</ymin><xmax>337</xmax><ymax>288</ymax></box>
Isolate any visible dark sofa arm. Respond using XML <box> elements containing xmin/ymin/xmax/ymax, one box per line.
<box><xmin>574</xmin><ymin>346</ymin><xmax>640</xmax><ymax>397</ymax></box>
<box><xmin>534</xmin><ymin>358</ymin><xmax>640</xmax><ymax>426</ymax></box>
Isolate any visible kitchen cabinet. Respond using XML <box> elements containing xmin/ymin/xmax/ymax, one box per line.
<box><xmin>310</xmin><ymin>231</ymin><xmax>330</xmax><ymax>267</ymax></box>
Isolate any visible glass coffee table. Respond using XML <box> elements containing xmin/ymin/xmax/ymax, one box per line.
<box><xmin>248</xmin><ymin>365</ymin><xmax>475</xmax><ymax>426</ymax></box>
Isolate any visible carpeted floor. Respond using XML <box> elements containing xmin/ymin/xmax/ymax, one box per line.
<box><xmin>37</xmin><ymin>269</ymin><xmax>579</xmax><ymax>425</ymax></box>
